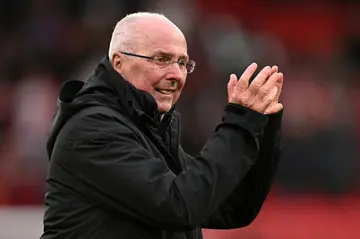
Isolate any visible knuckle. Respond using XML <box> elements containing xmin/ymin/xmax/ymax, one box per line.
<box><xmin>243</xmin><ymin>96</ymin><xmax>251</xmax><ymax>105</ymax></box>
<box><xmin>238</xmin><ymin>76</ymin><xmax>247</xmax><ymax>83</ymax></box>
<box><xmin>249</xmin><ymin>80</ymin><xmax>264</xmax><ymax>91</ymax></box>
<box><xmin>230</xmin><ymin>94</ymin><xmax>241</xmax><ymax>103</ymax></box>
<box><xmin>259</xmin><ymin>87</ymin><xmax>269</xmax><ymax>96</ymax></box>
<box><xmin>251</xmin><ymin>81</ymin><xmax>262</xmax><ymax>89</ymax></box>
<box><xmin>235</xmin><ymin>85</ymin><xmax>246</xmax><ymax>93</ymax></box>
<box><xmin>233</xmin><ymin>94</ymin><xmax>250</xmax><ymax>106</ymax></box>
<box><xmin>235</xmin><ymin>87</ymin><xmax>244</xmax><ymax>94</ymax></box>
<box><xmin>227</xmin><ymin>81</ymin><xmax>235</xmax><ymax>87</ymax></box>
<box><xmin>236</xmin><ymin>79</ymin><xmax>246</xmax><ymax>87</ymax></box>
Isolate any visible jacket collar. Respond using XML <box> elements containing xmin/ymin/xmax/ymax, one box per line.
<box><xmin>95</xmin><ymin>56</ymin><xmax>175</xmax><ymax>123</ymax></box>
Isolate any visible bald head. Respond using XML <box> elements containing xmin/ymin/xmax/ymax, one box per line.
<box><xmin>108</xmin><ymin>12</ymin><xmax>185</xmax><ymax>59</ymax></box>
<box><xmin>107</xmin><ymin>12</ymin><xmax>190</xmax><ymax>113</ymax></box>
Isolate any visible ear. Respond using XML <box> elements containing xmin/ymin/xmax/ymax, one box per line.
<box><xmin>111</xmin><ymin>52</ymin><xmax>123</xmax><ymax>74</ymax></box>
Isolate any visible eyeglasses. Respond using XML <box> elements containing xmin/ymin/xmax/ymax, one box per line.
<box><xmin>120</xmin><ymin>51</ymin><xmax>196</xmax><ymax>74</ymax></box>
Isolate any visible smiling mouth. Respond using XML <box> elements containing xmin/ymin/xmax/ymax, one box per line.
<box><xmin>155</xmin><ymin>89</ymin><xmax>174</xmax><ymax>95</ymax></box>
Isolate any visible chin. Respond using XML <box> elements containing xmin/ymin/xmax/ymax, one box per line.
<box><xmin>158</xmin><ymin>108</ymin><xmax>171</xmax><ymax>114</ymax></box>
<box><xmin>157</xmin><ymin>104</ymin><xmax>172</xmax><ymax>114</ymax></box>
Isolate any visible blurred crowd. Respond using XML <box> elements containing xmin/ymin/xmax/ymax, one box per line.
<box><xmin>1</xmin><ymin>0</ymin><xmax>360</xmax><ymax>205</ymax></box>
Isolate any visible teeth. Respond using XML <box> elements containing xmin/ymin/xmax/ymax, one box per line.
<box><xmin>158</xmin><ymin>89</ymin><xmax>173</xmax><ymax>94</ymax></box>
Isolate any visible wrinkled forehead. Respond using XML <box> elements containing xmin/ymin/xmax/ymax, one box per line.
<box><xmin>136</xmin><ymin>20</ymin><xmax>188</xmax><ymax>58</ymax></box>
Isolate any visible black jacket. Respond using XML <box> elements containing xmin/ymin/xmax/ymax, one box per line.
<box><xmin>40</xmin><ymin>57</ymin><xmax>283</xmax><ymax>239</ymax></box>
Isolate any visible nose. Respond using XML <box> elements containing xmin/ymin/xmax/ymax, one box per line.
<box><xmin>168</xmin><ymin>62</ymin><xmax>186</xmax><ymax>81</ymax></box>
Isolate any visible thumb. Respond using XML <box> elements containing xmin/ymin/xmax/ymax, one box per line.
<box><xmin>265</xmin><ymin>103</ymin><xmax>283</xmax><ymax>115</ymax></box>
<box><xmin>227</xmin><ymin>74</ymin><xmax>237</xmax><ymax>101</ymax></box>
<box><xmin>274</xmin><ymin>72</ymin><xmax>284</xmax><ymax>102</ymax></box>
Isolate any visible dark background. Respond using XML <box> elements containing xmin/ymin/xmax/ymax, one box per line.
<box><xmin>1</xmin><ymin>0</ymin><xmax>360</xmax><ymax>238</ymax></box>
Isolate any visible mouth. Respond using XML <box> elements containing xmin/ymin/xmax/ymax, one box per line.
<box><xmin>155</xmin><ymin>88</ymin><xmax>175</xmax><ymax>95</ymax></box>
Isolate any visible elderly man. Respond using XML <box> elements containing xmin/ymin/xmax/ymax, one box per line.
<box><xmin>41</xmin><ymin>12</ymin><xmax>283</xmax><ymax>239</ymax></box>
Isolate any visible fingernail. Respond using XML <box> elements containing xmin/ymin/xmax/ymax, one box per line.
<box><xmin>266</xmin><ymin>66</ymin><xmax>271</xmax><ymax>75</ymax></box>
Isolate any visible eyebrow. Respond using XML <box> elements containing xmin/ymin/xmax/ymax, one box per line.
<box><xmin>153</xmin><ymin>50</ymin><xmax>189</xmax><ymax>61</ymax></box>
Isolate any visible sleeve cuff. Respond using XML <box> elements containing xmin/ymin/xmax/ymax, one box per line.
<box><xmin>221</xmin><ymin>103</ymin><xmax>269</xmax><ymax>135</ymax></box>
<box><xmin>265</xmin><ymin>108</ymin><xmax>283</xmax><ymax>130</ymax></box>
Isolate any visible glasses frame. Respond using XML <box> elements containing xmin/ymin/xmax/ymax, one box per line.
<box><xmin>120</xmin><ymin>51</ymin><xmax>195</xmax><ymax>74</ymax></box>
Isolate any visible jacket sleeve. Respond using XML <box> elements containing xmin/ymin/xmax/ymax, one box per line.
<box><xmin>201</xmin><ymin>109</ymin><xmax>283</xmax><ymax>229</ymax></box>
<box><xmin>55</xmin><ymin>104</ymin><xmax>268</xmax><ymax>230</ymax></box>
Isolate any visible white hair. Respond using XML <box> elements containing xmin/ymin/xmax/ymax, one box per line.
<box><xmin>108</xmin><ymin>12</ymin><xmax>174</xmax><ymax>59</ymax></box>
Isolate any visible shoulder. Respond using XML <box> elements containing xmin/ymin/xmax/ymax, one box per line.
<box><xmin>63</xmin><ymin>106</ymin><xmax>134</xmax><ymax>142</ymax></box>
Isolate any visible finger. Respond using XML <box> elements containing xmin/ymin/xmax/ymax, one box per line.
<box><xmin>236</xmin><ymin>63</ymin><xmax>258</xmax><ymax>92</ymax></box>
<box><xmin>227</xmin><ymin>74</ymin><xmax>237</xmax><ymax>101</ymax></box>
<box><xmin>255</xmin><ymin>72</ymin><xmax>279</xmax><ymax>99</ymax></box>
<box><xmin>259</xmin><ymin>86</ymin><xmax>278</xmax><ymax>112</ymax></box>
<box><xmin>265</xmin><ymin>103</ymin><xmax>283</xmax><ymax>115</ymax></box>
<box><xmin>262</xmin><ymin>65</ymin><xmax>277</xmax><ymax>85</ymax></box>
<box><xmin>248</xmin><ymin>66</ymin><xmax>271</xmax><ymax>94</ymax></box>
<box><xmin>262</xmin><ymin>65</ymin><xmax>278</xmax><ymax>85</ymax></box>
<box><xmin>271</xmin><ymin>65</ymin><xmax>278</xmax><ymax>75</ymax></box>
<box><xmin>274</xmin><ymin>72</ymin><xmax>284</xmax><ymax>102</ymax></box>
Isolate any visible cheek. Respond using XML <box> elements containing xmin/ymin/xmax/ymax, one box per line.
<box><xmin>176</xmin><ymin>78</ymin><xmax>186</xmax><ymax>94</ymax></box>
<box><xmin>179</xmin><ymin>78</ymin><xmax>186</xmax><ymax>89</ymax></box>
<box><xmin>147</xmin><ymin>72</ymin><xmax>167</xmax><ymax>89</ymax></box>
<box><xmin>129</xmin><ymin>67</ymin><xmax>159</xmax><ymax>92</ymax></box>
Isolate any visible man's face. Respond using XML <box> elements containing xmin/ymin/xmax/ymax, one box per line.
<box><xmin>113</xmin><ymin>21</ymin><xmax>189</xmax><ymax>114</ymax></box>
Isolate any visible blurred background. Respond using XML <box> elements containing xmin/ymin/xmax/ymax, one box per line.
<box><xmin>1</xmin><ymin>0</ymin><xmax>360</xmax><ymax>238</ymax></box>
